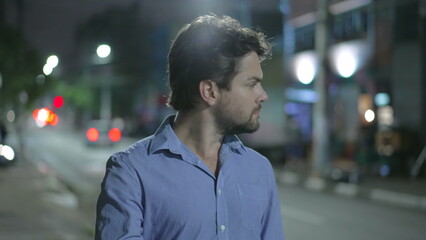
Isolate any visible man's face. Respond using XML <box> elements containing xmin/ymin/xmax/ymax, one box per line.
<box><xmin>213</xmin><ymin>51</ymin><xmax>268</xmax><ymax>135</ymax></box>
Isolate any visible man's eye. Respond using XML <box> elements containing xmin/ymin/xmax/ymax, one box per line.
<box><xmin>250</xmin><ymin>82</ymin><xmax>258</xmax><ymax>87</ymax></box>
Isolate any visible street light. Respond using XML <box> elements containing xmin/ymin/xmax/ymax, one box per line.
<box><xmin>47</xmin><ymin>55</ymin><xmax>59</xmax><ymax>68</ymax></box>
<box><xmin>292</xmin><ymin>50</ymin><xmax>317</xmax><ymax>85</ymax></box>
<box><xmin>43</xmin><ymin>55</ymin><xmax>59</xmax><ymax>76</ymax></box>
<box><xmin>329</xmin><ymin>39</ymin><xmax>370</xmax><ymax>79</ymax></box>
<box><xmin>96</xmin><ymin>44</ymin><xmax>111</xmax><ymax>58</ymax></box>
<box><xmin>335</xmin><ymin>50</ymin><xmax>357</xmax><ymax>78</ymax></box>
<box><xmin>43</xmin><ymin>65</ymin><xmax>53</xmax><ymax>75</ymax></box>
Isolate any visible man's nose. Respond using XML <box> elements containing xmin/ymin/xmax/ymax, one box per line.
<box><xmin>259</xmin><ymin>86</ymin><xmax>268</xmax><ymax>102</ymax></box>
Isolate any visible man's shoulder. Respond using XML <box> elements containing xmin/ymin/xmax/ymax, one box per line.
<box><xmin>110</xmin><ymin>135</ymin><xmax>154</xmax><ymax>163</ymax></box>
<box><xmin>238</xmin><ymin>145</ymin><xmax>273</xmax><ymax>169</ymax></box>
<box><xmin>243</xmin><ymin>146</ymin><xmax>265</xmax><ymax>158</ymax></box>
<box><xmin>240</xmin><ymin>145</ymin><xmax>265</xmax><ymax>159</ymax></box>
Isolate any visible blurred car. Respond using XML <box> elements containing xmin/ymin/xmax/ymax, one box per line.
<box><xmin>85</xmin><ymin>120</ymin><xmax>122</xmax><ymax>147</ymax></box>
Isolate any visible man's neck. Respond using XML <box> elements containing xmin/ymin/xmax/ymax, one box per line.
<box><xmin>172</xmin><ymin>110</ymin><xmax>224</xmax><ymax>175</ymax></box>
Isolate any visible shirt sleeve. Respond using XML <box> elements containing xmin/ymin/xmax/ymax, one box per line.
<box><xmin>261</xmin><ymin>165</ymin><xmax>285</xmax><ymax>240</ymax></box>
<box><xmin>95</xmin><ymin>154</ymin><xmax>144</xmax><ymax>239</ymax></box>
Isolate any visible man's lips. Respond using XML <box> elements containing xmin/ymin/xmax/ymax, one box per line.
<box><xmin>253</xmin><ymin>105</ymin><xmax>262</xmax><ymax>116</ymax></box>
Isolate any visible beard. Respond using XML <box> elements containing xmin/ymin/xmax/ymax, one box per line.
<box><xmin>214</xmin><ymin>105</ymin><xmax>262</xmax><ymax>135</ymax></box>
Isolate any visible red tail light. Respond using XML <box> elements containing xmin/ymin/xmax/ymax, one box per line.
<box><xmin>108</xmin><ymin>128</ymin><xmax>121</xmax><ymax>142</ymax></box>
<box><xmin>86</xmin><ymin>128</ymin><xmax>100</xmax><ymax>142</ymax></box>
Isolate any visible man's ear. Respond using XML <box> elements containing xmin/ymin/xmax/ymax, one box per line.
<box><xmin>199</xmin><ymin>80</ymin><xmax>218</xmax><ymax>106</ymax></box>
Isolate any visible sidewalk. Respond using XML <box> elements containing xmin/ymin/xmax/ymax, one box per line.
<box><xmin>0</xmin><ymin>156</ymin><xmax>92</xmax><ymax>240</ymax></box>
<box><xmin>275</xmin><ymin>159</ymin><xmax>426</xmax><ymax>211</ymax></box>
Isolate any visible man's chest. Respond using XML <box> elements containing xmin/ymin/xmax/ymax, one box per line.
<box><xmin>138</xmin><ymin>161</ymin><xmax>269</xmax><ymax>237</ymax></box>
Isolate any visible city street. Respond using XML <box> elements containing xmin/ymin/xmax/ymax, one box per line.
<box><xmin>8</xmin><ymin>124</ymin><xmax>424</xmax><ymax>239</ymax></box>
<box><xmin>2</xmin><ymin>0</ymin><xmax>426</xmax><ymax>239</ymax></box>
<box><xmin>23</xmin><ymin>124</ymin><xmax>134</xmax><ymax>225</ymax></box>
<box><xmin>280</xmin><ymin>185</ymin><xmax>426</xmax><ymax>240</ymax></box>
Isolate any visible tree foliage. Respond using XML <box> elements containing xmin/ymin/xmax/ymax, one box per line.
<box><xmin>0</xmin><ymin>26</ymin><xmax>52</xmax><ymax>112</ymax></box>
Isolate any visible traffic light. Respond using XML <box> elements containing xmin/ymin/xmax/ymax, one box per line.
<box><xmin>53</xmin><ymin>96</ymin><xmax>64</xmax><ymax>108</ymax></box>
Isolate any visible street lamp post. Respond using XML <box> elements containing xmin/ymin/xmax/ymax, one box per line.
<box><xmin>312</xmin><ymin>0</ymin><xmax>331</xmax><ymax>176</ymax></box>
<box><xmin>96</xmin><ymin>44</ymin><xmax>112</xmax><ymax>120</ymax></box>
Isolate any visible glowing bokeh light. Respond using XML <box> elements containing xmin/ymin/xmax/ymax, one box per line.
<box><xmin>96</xmin><ymin>44</ymin><xmax>111</xmax><ymax>58</ymax></box>
<box><xmin>50</xmin><ymin>114</ymin><xmax>59</xmax><ymax>126</ymax></box>
<box><xmin>293</xmin><ymin>51</ymin><xmax>317</xmax><ymax>85</ymax></box>
<box><xmin>37</xmin><ymin>108</ymin><xmax>49</xmax><ymax>122</ymax></box>
<box><xmin>375</xmin><ymin>93</ymin><xmax>390</xmax><ymax>106</ymax></box>
<box><xmin>33</xmin><ymin>108</ymin><xmax>58</xmax><ymax>127</ymax></box>
<box><xmin>364</xmin><ymin>109</ymin><xmax>375</xmax><ymax>123</ymax></box>
<box><xmin>43</xmin><ymin>64</ymin><xmax>53</xmax><ymax>75</ymax></box>
<box><xmin>46</xmin><ymin>55</ymin><xmax>59</xmax><ymax>68</ymax></box>
<box><xmin>336</xmin><ymin>50</ymin><xmax>357</xmax><ymax>78</ymax></box>
<box><xmin>53</xmin><ymin>96</ymin><xmax>64</xmax><ymax>108</ymax></box>
<box><xmin>329</xmin><ymin>40</ymin><xmax>370</xmax><ymax>79</ymax></box>
<box><xmin>296</xmin><ymin>59</ymin><xmax>315</xmax><ymax>84</ymax></box>
<box><xmin>0</xmin><ymin>144</ymin><xmax>15</xmax><ymax>161</ymax></box>
<box><xmin>108</xmin><ymin>128</ymin><xmax>122</xmax><ymax>142</ymax></box>
<box><xmin>87</xmin><ymin>128</ymin><xmax>100</xmax><ymax>142</ymax></box>
<box><xmin>35</xmin><ymin>108</ymin><xmax>49</xmax><ymax>127</ymax></box>
<box><xmin>6</xmin><ymin>110</ymin><xmax>15</xmax><ymax>123</ymax></box>
<box><xmin>35</xmin><ymin>120</ymin><xmax>47</xmax><ymax>128</ymax></box>
<box><xmin>32</xmin><ymin>109</ymin><xmax>39</xmax><ymax>120</ymax></box>
<box><xmin>377</xmin><ymin>106</ymin><xmax>394</xmax><ymax>126</ymax></box>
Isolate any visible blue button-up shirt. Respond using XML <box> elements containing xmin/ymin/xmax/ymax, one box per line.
<box><xmin>95</xmin><ymin>116</ymin><xmax>284</xmax><ymax>240</ymax></box>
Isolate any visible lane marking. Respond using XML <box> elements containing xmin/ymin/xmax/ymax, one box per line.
<box><xmin>370</xmin><ymin>189</ymin><xmax>424</xmax><ymax>208</ymax></box>
<box><xmin>281</xmin><ymin>205</ymin><xmax>326</xmax><ymax>225</ymax></box>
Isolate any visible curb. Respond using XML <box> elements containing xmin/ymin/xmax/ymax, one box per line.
<box><xmin>276</xmin><ymin>169</ymin><xmax>426</xmax><ymax>211</ymax></box>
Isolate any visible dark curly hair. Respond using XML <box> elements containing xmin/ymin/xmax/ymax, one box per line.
<box><xmin>167</xmin><ymin>14</ymin><xmax>272</xmax><ymax>112</ymax></box>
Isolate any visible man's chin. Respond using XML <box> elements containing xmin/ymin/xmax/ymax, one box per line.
<box><xmin>230</xmin><ymin>121</ymin><xmax>260</xmax><ymax>135</ymax></box>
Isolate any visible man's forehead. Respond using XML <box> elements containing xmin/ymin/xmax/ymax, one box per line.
<box><xmin>234</xmin><ymin>53</ymin><xmax>262</xmax><ymax>76</ymax></box>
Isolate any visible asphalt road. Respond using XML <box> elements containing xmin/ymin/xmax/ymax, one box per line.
<box><xmin>24</xmin><ymin>125</ymin><xmax>426</xmax><ymax>239</ymax></box>
<box><xmin>24</xmin><ymin>125</ymin><xmax>129</xmax><ymax>225</ymax></box>
<box><xmin>280</xmin><ymin>185</ymin><xmax>426</xmax><ymax>240</ymax></box>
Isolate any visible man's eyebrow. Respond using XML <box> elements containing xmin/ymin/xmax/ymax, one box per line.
<box><xmin>247</xmin><ymin>76</ymin><xmax>263</xmax><ymax>82</ymax></box>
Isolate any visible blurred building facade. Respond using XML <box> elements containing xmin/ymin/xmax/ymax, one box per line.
<box><xmin>284</xmin><ymin>0</ymin><xmax>426</xmax><ymax>177</ymax></box>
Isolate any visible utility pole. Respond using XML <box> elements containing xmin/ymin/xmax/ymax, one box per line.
<box><xmin>312</xmin><ymin>0</ymin><xmax>330</xmax><ymax>176</ymax></box>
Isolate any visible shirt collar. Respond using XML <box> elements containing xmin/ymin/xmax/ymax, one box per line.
<box><xmin>222</xmin><ymin>134</ymin><xmax>247</xmax><ymax>154</ymax></box>
<box><xmin>149</xmin><ymin>115</ymin><xmax>180</xmax><ymax>155</ymax></box>
<box><xmin>148</xmin><ymin>115</ymin><xmax>247</xmax><ymax>156</ymax></box>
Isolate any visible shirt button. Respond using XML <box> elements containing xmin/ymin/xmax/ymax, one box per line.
<box><xmin>220</xmin><ymin>225</ymin><xmax>226</xmax><ymax>231</ymax></box>
<box><xmin>217</xmin><ymin>189</ymin><xmax>222</xmax><ymax>195</ymax></box>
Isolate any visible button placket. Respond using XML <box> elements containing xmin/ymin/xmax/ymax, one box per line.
<box><xmin>216</xmin><ymin>169</ymin><xmax>225</xmax><ymax>237</ymax></box>
<box><xmin>217</xmin><ymin>152</ymin><xmax>230</xmax><ymax>239</ymax></box>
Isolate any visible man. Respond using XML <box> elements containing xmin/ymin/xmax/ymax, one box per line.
<box><xmin>95</xmin><ymin>14</ymin><xmax>284</xmax><ymax>239</ymax></box>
